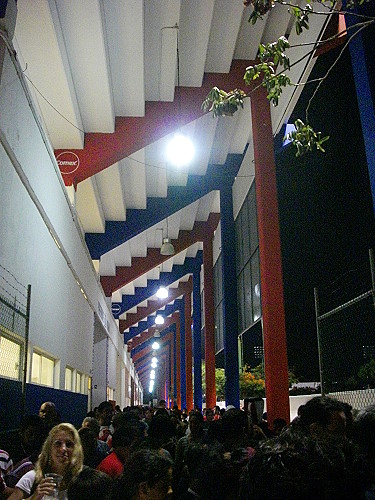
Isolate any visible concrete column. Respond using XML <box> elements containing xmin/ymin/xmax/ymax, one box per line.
<box><xmin>176</xmin><ymin>314</ymin><xmax>181</xmax><ymax>409</ymax></box>
<box><xmin>203</xmin><ymin>235</ymin><xmax>216</xmax><ymax>409</ymax></box>
<box><xmin>170</xmin><ymin>338</ymin><xmax>174</xmax><ymax>408</ymax></box>
<box><xmin>185</xmin><ymin>278</ymin><xmax>193</xmax><ymax>411</ymax></box>
<box><xmin>180</xmin><ymin>297</ymin><xmax>187</xmax><ymax>410</ymax></box>
<box><xmin>345</xmin><ymin>3</ymin><xmax>375</xmax><ymax>216</ymax></box>
<box><xmin>193</xmin><ymin>262</ymin><xmax>203</xmax><ymax>409</ymax></box>
<box><xmin>250</xmin><ymin>85</ymin><xmax>290</xmax><ymax>425</ymax></box>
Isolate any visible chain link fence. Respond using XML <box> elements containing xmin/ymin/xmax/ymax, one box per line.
<box><xmin>315</xmin><ymin>251</ymin><xmax>375</xmax><ymax>411</ymax></box>
<box><xmin>0</xmin><ymin>264</ymin><xmax>31</xmax><ymax>414</ymax></box>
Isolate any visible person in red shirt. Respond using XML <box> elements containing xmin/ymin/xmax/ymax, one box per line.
<box><xmin>213</xmin><ymin>405</ymin><xmax>221</xmax><ymax>421</ymax></box>
<box><xmin>97</xmin><ymin>421</ymin><xmax>143</xmax><ymax>479</ymax></box>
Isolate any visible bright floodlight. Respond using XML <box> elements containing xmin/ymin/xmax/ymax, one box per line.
<box><xmin>166</xmin><ymin>133</ymin><xmax>195</xmax><ymax>167</ymax></box>
<box><xmin>152</xmin><ymin>341</ymin><xmax>160</xmax><ymax>350</ymax></box>
<box><xmin>152</xmin><ymin>357</ymin><xmax>158</xmax><ymax>364</ymax></box>
<box><xmin>151</xmin><ymin>361</ymin><xmax>157</xmax><ymax>369</ymax></box>
<box><xmin>150</xmin><ymin>370</ymin><xmax>155</xmax><ymax>380</ymax></box>
<box><xmin>156</xmin><ymin>286</ymin><xmax>168</xmax><ymax>299</ymax></box>
<box><xmin>155</xmin><ymin>314</ymin><xmax>164</xmax><ymax>325</ymax></box>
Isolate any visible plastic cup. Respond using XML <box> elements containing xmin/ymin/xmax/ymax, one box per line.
<box><xmin>44</xmin><ymin>473</ymin><xmax>63</xmax><ymax>499</ymax></box>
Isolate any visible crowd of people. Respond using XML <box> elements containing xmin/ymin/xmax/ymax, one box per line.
<box><xmin>1</xmin><ymin>396</ymin><xmax>375</xmax><ymax>499</ymax></box>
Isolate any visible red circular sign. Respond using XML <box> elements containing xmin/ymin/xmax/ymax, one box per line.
<box><xmin>56</xmin><ymin>151</ymin><xmax>80</xmax><ymax>175</ymax></box>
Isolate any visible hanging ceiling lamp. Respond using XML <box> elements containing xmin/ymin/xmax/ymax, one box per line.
<box><xmin>160</xmin><ymin>238</ymin><xmax>175</xmax><ymax>256</ymax></box>
<box><xmin>166</xmin><ymin>24</ymin><xmax>194</xmax><ymax>168</ymax></box>
<box><xmin>160</xmin><ymin>217</ymin><xmax>175</xmax><ymax>256</ymax></box>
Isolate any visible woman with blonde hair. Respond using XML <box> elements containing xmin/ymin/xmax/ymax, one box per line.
<box><xmin>8</xmin><ymin>423</ymin><xmax>83</xmax><ymax>499</ymax></box>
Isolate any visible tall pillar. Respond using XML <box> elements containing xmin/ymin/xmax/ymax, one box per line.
<box><xmin>180</xmin><ymin>298</ymin><xmax>187</xmax><ymax>410</ymax></box>
<box><xmin>168</xmin><ymin>341</ymin><xmax>173</xmax><ymax>408</ymax></box>
<box><xmin>220</xmin><ymin>184</ymin><xmax>240</xmax><ymax>407</ymax></box>
<box><xmin>170</xmin><ymin>336</ymin><xmax>174</xmax><ymax>408</ymax></box>
<box><xmin>160</xmin><ymin>360</ymin><xmax>166</xmax><ymax>403</ymax></box>
<box><xmin>250</xmin><ymin>86</ymin><xmax>290</xmax><ymax>425</ymax></box>
<box><xmin>172</xmin><ymin>325</ymin><xmax>177</xmax><ymax>405</ymax></box>
<box><xmin>165</xmin><ymin>357</ymin><xmax>168</xmax><ymax>404</ymax></box>
<box><xmin>193</xmin><ymin>260</ymin><xmax>203</xmax><ymax>409</ymax></box>
<box><xmin>131</xmin><ymin>377</ymin><xmax>135</xmax><ymax>406</ymax></box>
<box><xmin>185</xmin><ymin>278</ymin><xmax>193</xmax><ymax>411</ymax></box>
<box><xmin>345</xmin><ymin>3</ymin><xmax>375</xmax><ymax>215</ymax></box>
<box><xmin>203</xmin><ymin>235</ymin><xmax>216</xmax><ymax>409</ymax></box>
<box><xmin>176</xmin><ymin>314</ymin><xmax>181</xmax><ymax>409</ymax></box>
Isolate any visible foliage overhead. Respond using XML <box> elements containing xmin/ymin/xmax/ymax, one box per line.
<box><xmin>202</xmin><ymin>0</ymin><xmax>375</xmax><ymax>156</ymax></box>
<box><xmin>286</xmin><ymin>118</ymin><xmax>330</xmax><ymax>156</ymax></box>
<box><xmin>202</xmin><ymin>87</ymin><xmax>246</xmax><ymax>118</ymax></box>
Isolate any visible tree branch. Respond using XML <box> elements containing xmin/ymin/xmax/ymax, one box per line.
<box><xmin>279</xmin><ymin>0</ymin><xmax>375</xmax><ymax>20</ymax></box>
<box><xmin>242</xmin><ymin>17</ymin><xmax>374</xmax><ymax>100</ymax></box>
<box><xmin>305</xmin><ymin>21</ymin><xmax>369</xmax><ymax>122</ymax></box>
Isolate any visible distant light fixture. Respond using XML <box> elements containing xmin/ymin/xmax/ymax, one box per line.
<box><xmin>154</xmin><ymin>329</ymin><xmax>161</xmax><ymax>338</ymax></box>
<box><xmin>149</xmin><ymin>380</ymin><xmax>154</xmax><ymax>392</ymax></box>
<box><xmin>160</xmin><ymin>217</ymin><xmax>175</xmax><ymax>256</ymax></box>
<box><xmin>160</xmin><ymin>238</ymin><xmax>175</xmax><ymax>256</ymax></box>
<box><xmin>155</xmin><ymin>314</ymin><xmax>164</xmax><ymax>325</ymax></box>
<box><xmin>156</xmin><ymin>286</ymin><xmax>168</xmax><ymax>299</ymax></box>
<box><xmin>151</xmin><ymin>360</ymin><xmax>157</xmax><ymax>369</ymax></box>
<box><xmin>166</xmin><ymin>133</ymin><xmax>195</xmax><ymax>167</ymax></box>
<box><xmin>152</xmin><ymin>357</ymin><xmax>158</xmax><ymax>364</ymax></box>
<box><xmin>150</xmin><ymin>370</ymin><xmax>155</xmax><ymax>380</ymax></box>
<box><xmin>152</xmin><ymin>341</ymin><xmax>160</xmax><ymax>350</ymax></box>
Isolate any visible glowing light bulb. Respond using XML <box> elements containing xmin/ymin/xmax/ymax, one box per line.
<box><xmin>156</xmin><ymin>286</ymin><xmax>168</xmax><ymax>299</ymax></box>
<box><xmin>166</xmin><ymin>133</ymin><xmax>195</xmax><ymax>167</ymax></box>
<box><xmin>155</xmin><ymin>314</ymin><xmax>164</xmax><ymax>325</ymax></box>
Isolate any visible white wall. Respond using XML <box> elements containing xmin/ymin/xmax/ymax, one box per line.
<box><xmin>0</xmin><ymin>46</ymin><xmax>141</xmax><ymax>406</ymax></box>
<box><xmin>92</xmin><ymin>322</ymin><xmax>108</xmax><ymax>407</ymax></box>
<box><xmin>107</xmin><ymin>337</ymin><xmax>118</xmax><ymax>393</ymax></box>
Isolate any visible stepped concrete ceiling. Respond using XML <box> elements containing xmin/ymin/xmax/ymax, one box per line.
<box><xmin>13</xmin><ymin>0</ymin><xmax>333</xmax><ymax>368</ymax></box>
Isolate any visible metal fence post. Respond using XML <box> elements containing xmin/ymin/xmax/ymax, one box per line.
<box><xmin>314</xmin><ymin>287</ymin><xmax>325</xmax><ymax>396</ymax></box>
<box><xmin>369</xmin><ymin>248</ymin><xmax>375</xmax><ymax>308</ymax></box>
<box><xmin>21</xmin><ymin>284</ymin><xmax>31</xmax><ymax>418</ymax></box>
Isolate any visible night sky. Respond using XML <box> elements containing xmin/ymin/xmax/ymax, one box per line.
<box><xmin>275</xmin><ymin>45</ymin><xmax>375</xmax><ymax>380</ymax></box>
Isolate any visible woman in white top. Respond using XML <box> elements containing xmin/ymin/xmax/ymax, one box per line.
<box><xmin>8</xmin><ymin>423</ymin><xmax>83</xmax><ymax>500</ymax></box>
